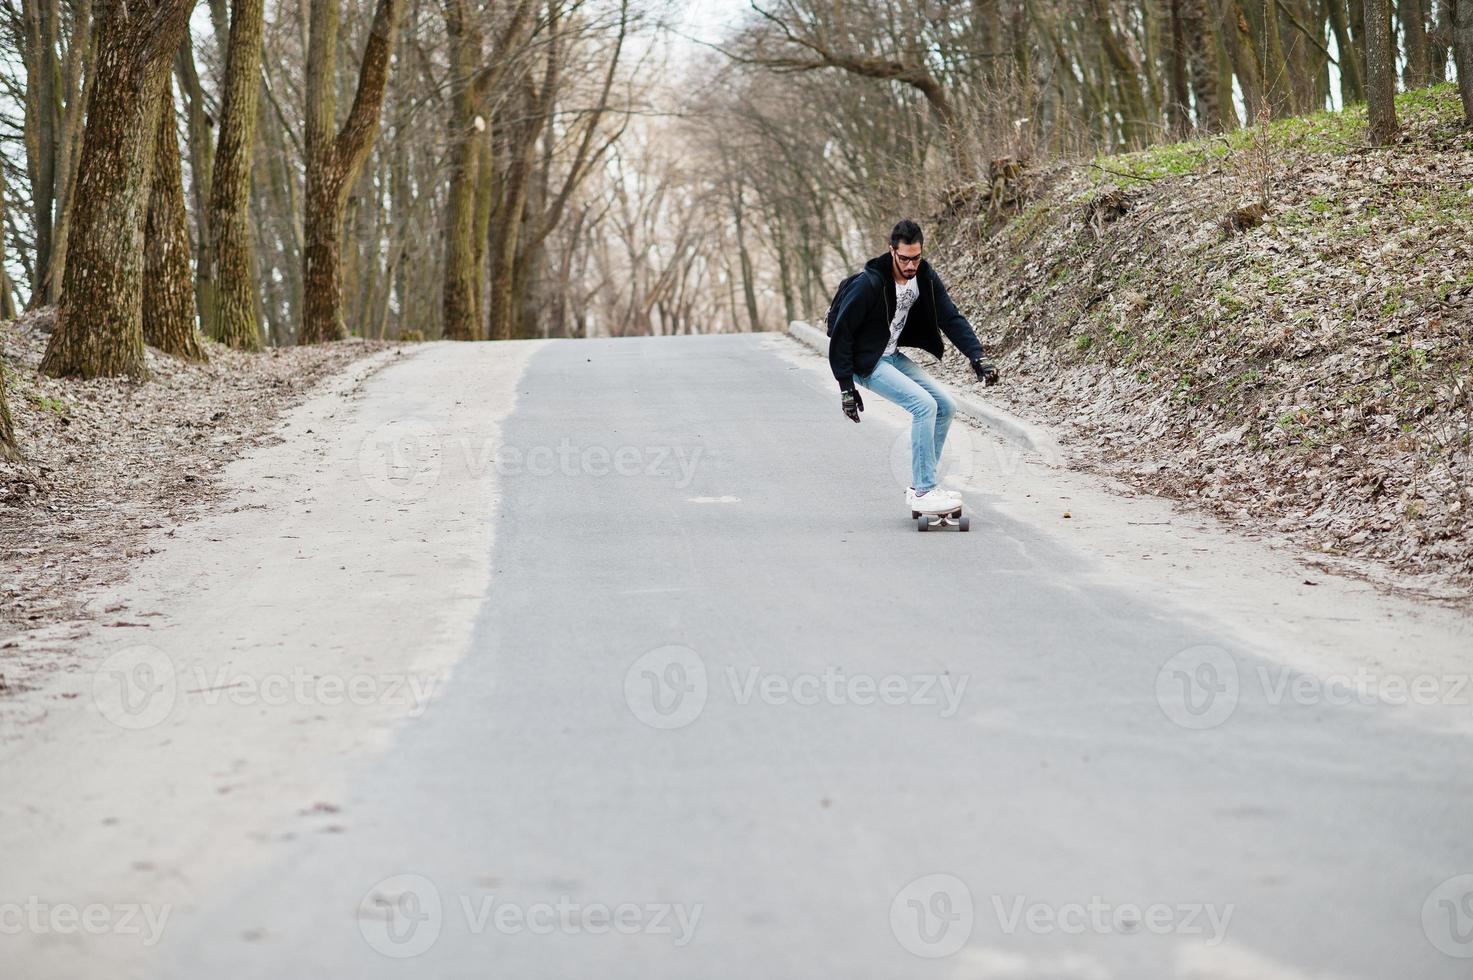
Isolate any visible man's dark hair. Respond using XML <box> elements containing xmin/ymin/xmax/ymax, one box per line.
<box><xmin>890</xmin><ymin>219</ymin><xmax>923</xmax><ymax>248</ymax></box>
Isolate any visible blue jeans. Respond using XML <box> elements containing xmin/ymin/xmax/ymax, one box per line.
<box><xmin>855</xmin><ymin>352</ymin><xmax>955</xmax><ymax>493</ymax></box>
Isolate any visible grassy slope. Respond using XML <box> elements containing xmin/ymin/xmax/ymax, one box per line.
<box><xmin>936</xmin><ymin>84</ymin><xmax>1473</xmax><ymax>593</ymax></box>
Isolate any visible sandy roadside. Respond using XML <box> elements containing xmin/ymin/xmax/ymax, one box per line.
<box><xmin>0</xmin><ymin>340</ymin><xmax>545</xmax><ymax>978</ymax></box>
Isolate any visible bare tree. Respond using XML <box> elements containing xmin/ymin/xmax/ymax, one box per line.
<box><xmin>299</xmin><ymin>0</ymin><xmax>404</xmax><ymax>344</ymax></box>
<box><xmin>1456</xmin><ymin>0</ymin><xmax>1473</xmax><ymax>122</ymax></box>
<box><xmin>144</xmin><ymin>80</ymin><xmax>207</xmax><ymax>360</ymax></box>
<box><xmin>1328</xmin><ymin>0</ymin><xmax>1365</xmax><ymax>103</ymax></box>
<box><xmin>0</xmin><ymin>359</ymin><xmax>18</xmax><ymax>461</ymax></box>
<box><xmin>1364</xmin><ymin>0</ymin><xmax>1400</xmax><ymax>144</ymax></box>
<box><xmin>737</xmin><ymin>1</ymin><xmax>977</xmax><ymax>178</ymax></box>
<box><xmin>439</xmin><ymin>0</ymin><xmax>535</xmax><ymax>341</ymax></box>
<box><xmin>40</xmin><ymin>0</ymin><xmax>198</xmax><ymax>378</ymax></box>
<box><xmin>1399</xmin><ymin>0</ymin><xmax>1433</xmax><ymax>87</ymax></box>
<box><xmin>207</xmin><ymin>0</ymin><xmax>267</xmax><ymax>349</ymax></box>
<box><xmin>0</xmin><ymin>167</ymin><xmax>17</xmax><ymax>319</ymax></box>
<box><xmin>20</xmin><ymin>0</ymin><xmax>93</xmax><ymax>307</ymax></box>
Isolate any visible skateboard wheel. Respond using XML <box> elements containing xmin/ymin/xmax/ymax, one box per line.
<box><xmin>916</xmin><ymin>516</ymin><xmax>930</xmax><ymax>531</ymax></box>
<box><xmin>959</xmin><ymin>515</ymin><xmax>970</xmax><ymax>532</ymax></box>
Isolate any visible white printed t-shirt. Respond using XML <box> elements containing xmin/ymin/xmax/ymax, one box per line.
<box><xmin>883</xmin><ymin>275</ymin><xmax>920</xmax><ymax>356</ymax></box>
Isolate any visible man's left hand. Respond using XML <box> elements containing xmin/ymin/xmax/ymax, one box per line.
<box><xmin>971</xmin><ymin>358</ymin><xmax>1000</xmax><ymax>386</ymax></box>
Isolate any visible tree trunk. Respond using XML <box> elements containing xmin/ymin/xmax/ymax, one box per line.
<box><xmin>1399</xmin><ymin>0</ymin><xmax>1433</xmax><ymax>85</ymax></box>
<box><xmin>488</xmin><ymin>148</ymin><xmax>534</xmax><ymax>341</ymax></box>
<box><xmin>441</xmin><ymin>0</ymin><xmax>482</xmax><ymax>341</ymax></box>
<box><xmin>1328</xmin><ymin>0</ymin><xmax>1365</xmax><ymax>102</ymax></box>
<box><xmin>1278</xmin><ymin>0</ymin><xmax>1318</xmax><ymax>112</ymax></box>
<box><xmin>176</xmin><ymin>38</ymin><xmax>218</xmax><ymax>331</ymax></box>
<box><xmin>0</xmin><ymin>359</ymin><xmax>20</xmax><ymax>462</ymax></box>
<box><xmin>489</xmin><ymin>7</ymin><xmax>558</xmax><ymax>343</ymax></box>
<box><xmin>1455</xmin><ymin>0</ymin><xmax>1473</xmax><ymax>122</ymax></box>
<box><xmin>29</xmin><ymin>0</ymin><xmax>93</xmax><ymax>308</ymax></box>
<box><xmin>208</xmin><ymin>0</ymin><xmax>266</xmax><ymax>349</ymax></box>
<box><xmin>1090</xmin><ymin>0</ymin><xmax>1154</xmax><ymax>145</ymax></box>
<box><xmin>22</xmin><ymin>0</ymin><xmax>61</xmax><ymax>301</ymax></box>
<box><xmin>1364</xmin><ymin>0</ymin><xmax>1400</xmax><ymax>143</ymax></box>
<box><xmin>1222</xmin><ymin>0</ymin><xmax>1268</xmax><ymax>123</ymax></box>
<box><xmin>299</xmin><ymin>0</ymin><xmax>404</xmax><ymax>344</ymax></box>
<box><xmin>1167</xmin><ymin>0</ymin><xmax>1193</xmax><ymax>135</ymax></box>
<box><xmin>473</xmin><ymin>124</ymin><xmax>494</xmax><ymax>337</ymax></box>
<box><xmin>729</xmin><ymin>180</ymin><xmax>759</xmax><ymax>331</ymax></box>
<box><xmin>1252</xmin><ymin>0</ymin><xmax>1294</xmax><ymax>116</ymax></box>
<box><xmin>1183</xmin><ymin>0</ymin><xmax>1224</xmax><ymax>129</ymax></box>
<box><xmin>972</xmin><ymin>0</ymin><xmax>1006</xmax><ymax>88</ymax></box>
<box><xmin>40</xmin><ymin>0</ymin><xmax>195</xmax><ymax>379</ymax></box>
<box><xmin>1213</xmin><ymin>5</ymin><xmax>1242</xmax><ymax>128</ymax></box>
<box><xmin>1009</xmin><ymin>1</ymin><xmax>1031</xmax><ymax>96</ymax></box>
<box><xmin>144</xmin><ymin>80</ymin><xmax>207</xmax><ymax>360</ymax></box>
<box><xmin>1431</xmin><ymin>0</ymin><xmax>1451</xmax><ymax>83</ymax></box>
<box><xmin>0</xmin><ymin>169</ymin><xmax>17</xmax><ymax>320</ymax></box>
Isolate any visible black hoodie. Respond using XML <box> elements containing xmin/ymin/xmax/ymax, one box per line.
<box><xmin>827</xmin><ymin>252</ymin><xmax>985</xmax><ymax>392</ymax></box>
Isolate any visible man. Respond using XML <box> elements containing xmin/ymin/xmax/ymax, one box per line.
<box><xmin>829</xmin><ymin>219</ymin><xmax>1000</xmax><ymax>516</ymax></box>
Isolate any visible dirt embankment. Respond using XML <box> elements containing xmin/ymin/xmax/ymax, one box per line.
<box><xmin>0</xmin><ymin>310</ymin><xmax>398</xmax><ymax>634</ymax></box>
<box><xmin>926</xmin><ymin>84</ymin><xmax>1473</xmax><ymax>598</ymax></box>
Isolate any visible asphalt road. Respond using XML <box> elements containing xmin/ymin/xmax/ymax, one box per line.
<box><xmin>154</xmin><ymin>333</ymin><xmax>1471</xmax><ymax>979</ymax></box>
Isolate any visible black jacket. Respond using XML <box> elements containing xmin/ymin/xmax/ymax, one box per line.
<box><xmin>828</xmin><ymin>252</ymin><xmax>985</xmax><ymax>392</ymax></box>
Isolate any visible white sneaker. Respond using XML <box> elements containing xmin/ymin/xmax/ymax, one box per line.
<box><xmin>909</xmin><ymin>486</ymin><xmax>961</xmax><ymax>506</ymax></box>
<box><xmin>910</xmin><ymin>487</ymin><xmax>959</xmax><ymax>515</ymax></box>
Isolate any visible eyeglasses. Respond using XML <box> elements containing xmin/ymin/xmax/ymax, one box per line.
<box><xmin>893</xmin><ymin>251</ymin><xmax>922</xmax><ymax>266</ymax></box>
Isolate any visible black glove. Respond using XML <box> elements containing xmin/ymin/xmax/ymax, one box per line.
<box><xmin>842</xmin><ymin>388</ymin><xmax>864</xmax><ymax>423</ymax></box>
<box><xmin>971</xmin><ymin>358</ymin><xmax>1000</xmax><ymax>386</ymax></box>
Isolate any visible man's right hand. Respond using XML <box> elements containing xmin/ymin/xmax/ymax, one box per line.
<box><xmin>842</xmin><ymin>388</ymin><xmax>864</xmax><ymax>423</ymax></box>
